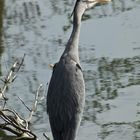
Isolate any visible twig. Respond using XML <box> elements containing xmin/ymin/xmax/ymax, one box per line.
<box><xmin>27</xmin><ymin>84</ymin><xmax>43</xmax><ymax>122</ymax></box>
<box><xmin>2</xmin><ymin>109</ymin><xmax>25</xmax><ymax>126</ymax></box>
<box><xmin>43</xmin><ymin>132</ymin><xmax>50</xmax><ymax>140</ymax></box>
<box><xmin>0</xmin><ymin>109</ymin><xmax>37</xmax><ymax>138</ymax></box>
<box><xmin>0</xmin><ymin>54</ymin><xmax>25</xmax><ymax>102</ymax></box>
<box><xmin>0</xmin><ymin>61</ymin><xmax>18</xmax><ymax>100</ymax></box>
<box><xmin>17</xmin><ymin>96</ymin><xmax>31</xmax><ymax>112</ymax></box>
<box><xmin>16</xmin><ymin>53</ymin><xmax>26</xmax><ymax>73</ymax></box>
<box><xmin>0</xmin><ymin>123</ymin><xmax>21</xmax><ymax>136</ymax></box>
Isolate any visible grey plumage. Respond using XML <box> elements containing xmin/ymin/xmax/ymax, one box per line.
<box><xmin>47</xmin><ymin>56</ymin><xmax>85</xmax><ymax>140</ymax></box>
<box><xmin>47</xmin><ymin>0</ymin><xmax>111</xmax><ymax>140</ymax></box>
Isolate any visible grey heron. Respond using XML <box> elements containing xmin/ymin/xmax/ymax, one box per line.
<box><xmin>47</xmin><ymin>0</ymin><xmax>111</xmax><ymax>140</ymax></box>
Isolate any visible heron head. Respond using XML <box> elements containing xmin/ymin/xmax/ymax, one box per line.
<box><xmin>71</xmin><ymin>0</ymin><xmax>111</xmax><ymax>17</ymax></box>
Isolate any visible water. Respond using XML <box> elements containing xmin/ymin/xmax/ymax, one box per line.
<box><xmin>0</xmin><ymin>0</ymin><xmax>140</xmax><ymax>139</ymax></box>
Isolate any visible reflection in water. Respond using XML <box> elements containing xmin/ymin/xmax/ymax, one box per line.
<box><xmin>0</xmin><ymin>0</ymin><xmax>4</xmax><ymax>76</ymax></box>
<box><xmin>100</xmin><ymin>120</ymin><xmax>140</xmax><ymax>140</ymax></box>
<box><xmin>83</xmin><ymin>56</ymin><xmax>140</xmax><ymax>120</ymax></box>
<box><xmin>82</xmin><ymin>56</ymin><xmax>140</xmax><ymax>139</ymax></box>
<box><xmin>1</xmin><ymin>0</ymin><xmax>140</xmax><ymax>139</ymax></box>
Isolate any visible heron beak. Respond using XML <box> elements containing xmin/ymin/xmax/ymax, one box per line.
<box><xmin>97</xmin><ymin>0</ymin><xmax>111</xmax><ymax>4</ymax></box>
<box><xmin>84</xmin><ymin>0</ymin><xmax>111</xmax><ymax>4</ymax></box>
<box><xmin>82</xmin><ymin>0</ymin><xmax>111</xmax><ymax>9</ymax></box>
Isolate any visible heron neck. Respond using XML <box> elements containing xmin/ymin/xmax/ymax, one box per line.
<box><xmin>62</xmin><ymin>13</ymin><xmax>82</xmax><ymax>63</ymax></box>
